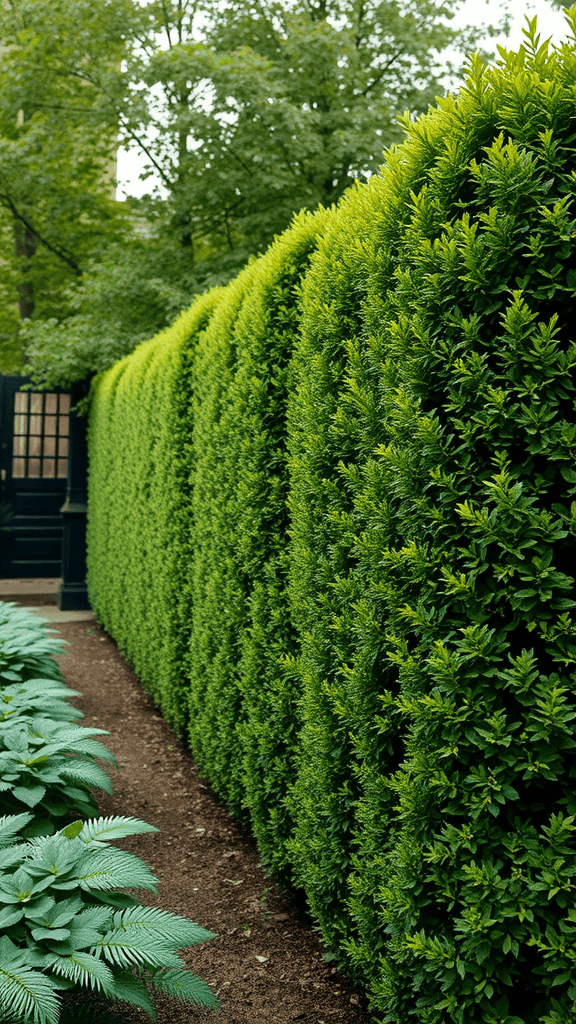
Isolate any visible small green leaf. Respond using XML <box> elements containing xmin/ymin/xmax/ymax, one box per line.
<box><xmin>61</xmin><ymin>820</ymin><xmax>83</xmax><ymax>840</ymax></box>
<box><xmin>11</xmin><ymin>785</ymin><xmax>46</xmax><ymax>808</ymax></box>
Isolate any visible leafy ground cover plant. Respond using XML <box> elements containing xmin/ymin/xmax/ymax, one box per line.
<box><xmin>0</xmin><ymin>813</ymin><xmax>219</xmax><ymax>1024</ymax></box>
<box><xmin>0</xmin><ymin>603</ymin><xmax>65</xmax><ymax>684</ymax></box>
<box><xmin>0</xmin><ymin>715</ymin><xmax>116</xmax><ymax>830</ymax></box>
<box><xmin>1</xmin><ymin>604</ymin><xmax>116</xmax><ymax>831</ymax></box>
<box><xmin>0</xmin><ymin>676</ymin><xmax>82</xmax><ymax>725</ymax></box>
<box><xmin>0</xmin><ymin>602</ymin><xmax>219</xmax><ymax>1022</ymax></box>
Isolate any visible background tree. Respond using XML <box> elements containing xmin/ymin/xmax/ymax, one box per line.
<box><xmin>0</xmin><ymin>0</ymin><xmax>133</xmax><ymax>369</ymax></box>
<box><xmin>1</xmin><ymin>0</ymin><xmax>503</xmax><ymax>383</ymax></box>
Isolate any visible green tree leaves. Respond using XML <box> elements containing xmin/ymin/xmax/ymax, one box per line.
<box><xmin>1</xmin><ymin>0</ymin><xmax>499</xmax><ymax>381</ymax></box>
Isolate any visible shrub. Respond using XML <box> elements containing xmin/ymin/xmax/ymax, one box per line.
<box><xmin>290</xmin><ymin>18</ymin><xmax>576</xmax><ymax>1022</ymax></box>
<box><xmin>0</xmin><ymin>814</ymin><xmax>218</xmax><ymax>1024</ymax></box>
<box><xmin>1</xmin><ymin>602</ymin><xmax>66</xmax><ymax>683</ymax></box>
<box><xmin>1</xmin><ymin>603</ymin><xmax>114</xmax><ymax>831</ymax></box>
<box><xmin>189</xmin><ymin>209</ymin><xmax>330</xmax><ymax>865</ymax></box>
<box><xmin>0</xmin><ymin>709</ymin><xmax>116</xmax><ymax>831</ymax></box>
<box><xmin>87</xmin><ymin>292</ymin><xmax>220</xmax><ymax>735</ymax></box>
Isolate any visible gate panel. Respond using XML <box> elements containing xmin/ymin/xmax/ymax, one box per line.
<box><xmin>0</xmin><ymin>375</ymin><xmax>70</xmax><ymax>578</ymax></box>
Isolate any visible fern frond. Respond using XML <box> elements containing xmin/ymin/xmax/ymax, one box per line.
<box><xmin>27</xmin><ymin>726</ymin><xmax>112</xmax><ymax>761</ymax></box>
<box><xmin>93</xmin><ymin>934</ymin><xmax>184</xmax><ymax>971</ymax></box>
<box><xmin>0</xmin><ymin>813</ymin><xmax>32</xmax><ymax>847</ymax></box>
<box><xmin>111</xmin><ymin>906</ymin><xmax>215</xmax><ymax>949</ymax></box>
<box><xmin>68</xmin><ymin>740</ymin><xmax>115</xmax><ymax>762</ymax></box>
<box><xmin>77</xmin><ymin>849</ymin><xmax>158</xmax><ymax>892</ymax></box>
<box><xmin>0</xmin><ymin>953</ymin><xmax>59</xmax><ymax>1024</ymax></box>
<box><xmin>44</xmin><ymin>953</ymin><xmax>114</xmax><ymax>994</ymax></box>
<box><xmin>58</xmin><ymin>762</ymin><xmax>113</xmax><ymax>794</ymax></box>
<box><xmin>147</xmin><ymin>967</ymin><xmax>219</xmax><ymax>1008</ymax></box>
<box><xmin>79</xmin><ymin>817</ymin><xmax>158</xmax><ymax>846</ymax></box>
<box><xmin>108</xmin><ymin>970</ymin><xmax>155</xmax><ymax>1018</ymax></box>
<box><xmin>30</xmin><ymin>725</ymin><xmax>109</xmax><ymax>744</ymax></box>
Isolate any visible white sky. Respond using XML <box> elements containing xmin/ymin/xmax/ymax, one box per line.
<box><xmin>459</xmin><ymin>0</ymin><xmax>568</xmax><ymax>47</ymax></box>
<box><xmin>116</xmin><ymin>0</ymin><xmax>572</xmax><ymax>199</ymax></box>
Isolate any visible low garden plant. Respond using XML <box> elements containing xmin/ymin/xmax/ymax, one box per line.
<box><xmin>1</xmin><ymin>675</ymin><xmax>82</xmax><ymax>725</ymax></box>
<box><xmin>0</xmin><ymin>813</ymin><xmax>218</xmax><ymax>1024</ymax></box>
<box><xmin>0</xmin><ymin>601</ymin><xmax>219</xmax><ymax>1023</ymax></box>
<box><xmin>1</xmin><ymin>604</ymin><xmax>115</xmax><ymax>831</ymax></box>
<box><xmin>0</xmin><ymin>714</ymin><xmax>116</xmax><ymax>831</ymax></box>
<box><xmin>0</xmin><ymin>602</ymin><xmax>65</xmax><ymax>684</ymax></box>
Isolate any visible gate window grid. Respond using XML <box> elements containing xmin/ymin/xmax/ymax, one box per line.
<box><xmin>12</xmin><ymin>392</ymin><xmax>70</xmax><ymax>479</ymax></box>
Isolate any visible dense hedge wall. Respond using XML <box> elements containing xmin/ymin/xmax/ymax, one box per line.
<box><xmin>88</xmin><ymin>24</ymin><xmax>576</xmax><ymax>1023</ymax></box>
<box><xmin>289</xmin><ymin>27</ymin><xmax>576</xmax><ymax>1023</ymax></box>
<box><xmin>89</xmin><ymin>209</ymin><xmax>330</xmax><ymax>864</ymax></box>
<box><xmin>87</xmin><ymin>292</ymin><xmax>219</xmax><ymax>734</ymax></box>
<box><xmin>374</xmin><ymin>40</ymin><xmax>576</xmax><ymax>1023</ymax></box>
<box><xmin>188</xmin><ymin>209</ymin><xmax>330</xmax><ymax>867</ymax></box>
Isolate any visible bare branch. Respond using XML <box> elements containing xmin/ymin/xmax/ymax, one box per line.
<box><xmin>0</xmin><ymin>193</ymin><xmax>82</xmax><ymax>275</ymax></box>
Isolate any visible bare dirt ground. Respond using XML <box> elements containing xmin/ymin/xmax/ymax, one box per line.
<box><xmin>53</xmin><ymin>620</ymin><xmax>375</xmax><ymax>1024</ymax></box>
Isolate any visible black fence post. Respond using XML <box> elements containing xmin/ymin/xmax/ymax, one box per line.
<box><xmin>59</xmin><ymin>379</ymin><xmax>90</xmax><ymax>610</ymax></box>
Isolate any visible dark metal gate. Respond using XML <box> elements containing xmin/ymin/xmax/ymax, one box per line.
<box><xmin>0</xmin><ymin>375</ymin><xmax>70</xmax><ymax>578</ymax></box>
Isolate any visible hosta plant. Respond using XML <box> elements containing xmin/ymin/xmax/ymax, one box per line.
<box><xmin>0</xmin><ymin>603</ymin><xmax>65</xmax><ymax>684</ymax></box>
<box><xmin>0</xmin><ymin>716</ymin><xmax>116</xmax><ymax>832</ymax></box>
<box><xmin>0</xmin><ymin>676</ymin><xmax>83</xmax><ymax>726</ymax></box>
<box><xmin>0</xmin><ymin>602</ymin><xmax>114</xmax><ymax>832</ymax></box>
<box><xmin>0</xmin><ymin>813</ymin><xmax>219</xmax><ymax>1023</ymax></box>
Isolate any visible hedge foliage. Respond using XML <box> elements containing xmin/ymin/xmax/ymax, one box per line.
<box><xmin>87</xmin><ymin>292</ymin><xmax>219</xmax><ymax>734</ymax></box>
<box><xmin>188</xmin><ymin>209</ymin><xmax>331</xmax><ymax>866</ymax></box>
<box><xmin>87</xmin><ymin>21</ymin><xmax>576</xmax><ymax>1022</ymax></box>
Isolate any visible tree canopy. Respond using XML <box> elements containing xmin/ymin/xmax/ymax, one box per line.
<box><xmin>0</xmin><ymin>0</ymin><xmax>505</xmax><ymax>383</ymax></box>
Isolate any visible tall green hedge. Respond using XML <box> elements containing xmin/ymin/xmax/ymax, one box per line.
<box><xmin>87</xmin><ymin>21</ymin><xmax>576</xmax><ymax>1023</ymax></box>
<box><xmin>87</xmin><ymin>291</ymin><xmax>218</xmax><ymax>734</ymax></box>
<box><xmin>288</xmin><ymin>24</ymin><xmax>576</xmax><ymax>1023</ymax></box>
<box><xmin>374</xmin><ymin>37</ymin><xmax>576</xmax><ymax>1024</ymax></box>
<box><xmin>188</xmin><ymin>209</ymin><xmax>330</xmax><ymax>853</ymax></box>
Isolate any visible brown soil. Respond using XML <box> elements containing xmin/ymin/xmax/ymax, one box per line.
<box><xmin>53</xmin><ymin>620</ymin><xmax>376</xmax><ymax>1024</ymax></box>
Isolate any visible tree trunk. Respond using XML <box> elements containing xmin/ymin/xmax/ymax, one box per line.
<box><xmin>14</xmin><ymin>217</ymin><xmax>38</xmax><ymax>319</ymax></box>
